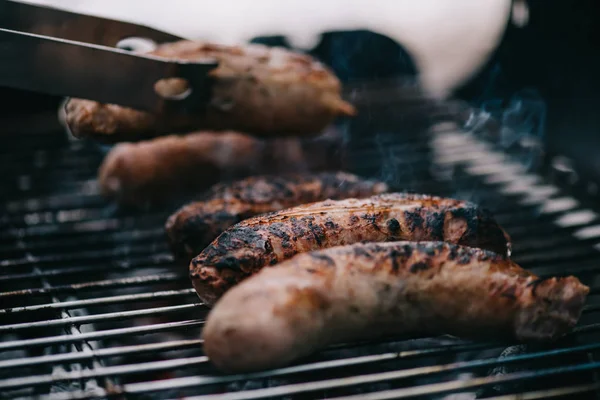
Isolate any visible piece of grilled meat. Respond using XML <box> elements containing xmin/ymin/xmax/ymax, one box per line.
<box><xmin>98</xmin><ymin>130</ymin><xmax>345</xmax><ymax>207</ymax></box>
<box><xmin>190</xmin><ymin>193</ymin><xmax>512</xmax><ymax>305</ymax></box>
<box><xmin>64</xmin><ymin>41</ymin><xmax>355</xmax><ymax>142</ymax></box>
<box><xmin>166</xmin><ymin>172</ymin><xmax>389</xmax><ymax>263</ymax></box>
<box><xmin>203</xmin><ymin>241</ymin><xmax>589</xmax><ymax>373</ymax></box>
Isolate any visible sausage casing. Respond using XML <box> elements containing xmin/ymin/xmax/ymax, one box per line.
<box><xmin>203</xmin><ymin>241</ymin><xmax>589</xmax><ymax>373</ymax></box>
<box><xmin>98</xmin><ymin>130</ymin><xmax>345</xmax><ymax>207</ymax></box>
<box><xmin>190</xmin><ymin>193</ymin><xmax>511</xmax><ymax>305</ymax></box>
<box><xmin>165</xmin><ymin>171</ymin><xmax>389</xmax><ymax>263</ymax></box>
<box><xmin>65</xmin><ymin>41</ymin><xmax>355</xmax><ymax>142</ymax></box>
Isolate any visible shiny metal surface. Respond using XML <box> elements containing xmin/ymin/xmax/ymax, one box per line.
<box><xmin>0</xmin><ymin>1</ymin><xmax>218</xmax><ymax>114</ymax></box>
<box><xmin>0</xmin><ymin>0</ymin><xmax>183</xmax><ymax>46</ymax></box>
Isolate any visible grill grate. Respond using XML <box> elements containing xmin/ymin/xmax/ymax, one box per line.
<box><xmin>1</xmin><ymin>95</ymin><xmax>600</xmax><ymax>399</ymax></box>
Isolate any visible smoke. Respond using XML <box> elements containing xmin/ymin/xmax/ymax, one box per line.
<box><xmin>475</xmin><ymin>88</ymin><xmax>546</xmax><ymax>171</ymax></box>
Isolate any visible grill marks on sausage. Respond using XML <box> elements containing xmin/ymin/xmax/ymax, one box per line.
<box><xmin>202</xmin><ymin>241</ymin><xmax>590</xmax><ymax>372</ymax></box>
<box><xmin>404</xmin><ymin>209</ymin><xmax>425</xmax><ymax>235</ymax></box>
<box><xmin>191</xmin><ymin>193</ymin><xmax>511</xmax><ymax>305</ymax></box>
<box><xmin>409</xmin><ymin>261</ymin><xmax>431</xmax><ymax>273</ymax></box>
<box><xmin>167</xmin><ymin>172</ymin><xmax>388</xmax><ymax>262</ymax></box>
<box><xmin>387</xmin><ymin>218</ymin><xmax>401</xmax><ymax>235</ymax></box>
<box><xmin>310</xmin><ymin>253</ymin><xmax>336</xmax><ymax>267</ymax></box>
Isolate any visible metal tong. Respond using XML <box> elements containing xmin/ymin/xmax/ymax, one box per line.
<box><xmin>0</xmin><ymin>0</ymin><xmax>219</xmax><ymax>114</ymax></box>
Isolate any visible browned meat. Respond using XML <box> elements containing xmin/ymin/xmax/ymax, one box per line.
<box><xmin>203</xmin><ymin>241</ymin><xmax>589</xmax><ymax>373</ymax></box>
<box><xmin>64</xmin><ymin>41</ymin><xmax>355</xmax><ymax>142</ymax></box>
<box><xmin>165</xmin><ymin>172</ymin><xmax>389</xmax><ymax>263</ymax></box>
<box><xmin>190</xmin><ymin>193</ymin><xmax>512</xmax><ymax>305</ymax></box>
<box><xmin>98</xmin><ymin>130</ymin><xmax>345</xmax><ymax>207</ymax></box>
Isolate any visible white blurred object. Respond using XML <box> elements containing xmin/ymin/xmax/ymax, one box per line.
<box><xmin>20</xmin><ymin>0</ymin><xmax>518</xmax><ymax>98</ymax></box>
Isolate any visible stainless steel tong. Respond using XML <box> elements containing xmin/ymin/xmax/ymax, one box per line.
<box><xmin>0</xmin><ymin>0</ymin><xmax>219</xmax><ymax>114</ymax></box>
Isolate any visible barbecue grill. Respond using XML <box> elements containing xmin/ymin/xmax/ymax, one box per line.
<box><xmin>3</xmin><ymin>3</ymin><xmax>600</xmax><ymax>399</ymax></box>
<box><xmin>0</xmin><ymin>86</ymin><xmax>599</xmax><ymax>399</ymax></box>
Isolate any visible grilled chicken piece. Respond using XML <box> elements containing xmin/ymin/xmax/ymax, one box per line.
<box><xmin>64</xmin><ymin>41</ymin><xmax>355</xmax><ymax>142</ymax></box>
<box><xmin>203</xmin><ymin>241</ymin><xmax>589</xmax><ymax>373</ymax></box>
<box><xmin>98</xmin><ymin>130</ymin><xmax>345</xmax><ymax>207</ymax></box>
<box><xmin>190</xmin><ymin>193</ymin><xmax>511</xmax><ymax>305</ymax></box>
<box><xmin>165</xmin><ymin>172</ymin><xmax>388</xmax><ymax>263</ymax></box>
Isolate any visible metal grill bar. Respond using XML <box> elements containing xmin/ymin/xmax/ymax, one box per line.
<box><xmin>26</xmin><ymin>265</ymin><xmax>109</xmax><ymax>396</ymax></box>
<box><xmin>330</xmin><ymin>370</ymin><xmax>600</xmax><ymax>400</ymax></box>
<box><xmin>0</xmin><ymin>320</ymin><xmax>204</xmax><ymax>351</ymax></box>
<box><xmin>0</xmin><ymin>339</ymin><xmax>202</xmax><ymax>371</ymax></box>
<box><xmin>0</xmin><ymin>303</ymin><xmax>203</xmax><ymax>332</ymax></box>
<box><xmin>0</xmin><ymin>273</ymin><xmax>186</xmax><ymax>298</ymax></box>
<box><xmin>0</xmin><ymin>356</ymin><xmax>209</xmax><ymax>391</ymax></box>
<box><xmin>114</xmin><ymin>342</ymin><xmax>600</xmax><ymax>397</ymax></box>
<box><xmin>151</xmin><ymin>360</ymin><xmax>600</xmax><ymax>400</ymax></box>
<box><xmin>0</xmin><ymin>289</ymin><xmax>196</xmax><ymax>314</ymax></box>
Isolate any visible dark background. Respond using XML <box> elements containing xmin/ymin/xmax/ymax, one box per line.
<box><xmin>2</xmin><ymin>0</ymin><xmax>599</xmax><ymax>180</ymax></box>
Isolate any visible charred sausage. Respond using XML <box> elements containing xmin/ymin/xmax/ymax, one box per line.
<box><xmin>165</xmin><ymin>172</ymin><xmax>388</xmax><ymax>263</ymax></box>
<box><xmin>190</xmin><ymin>193</ymin><xmax>511</xmax><ymax>305</ymax></box>
<box><xmin>98</xmin><ymin>130</ymin><xmax>345</xmax><ymax>207</ymax></box>
<box><xmin>203</xmin><ymin>241</ymin><xmax>589</xmax><ymax>373</ymax></box>
<box><xmin>65</xmin><ymin>41</ymin><xmax>355</xmax><ymax>142</ymax></box>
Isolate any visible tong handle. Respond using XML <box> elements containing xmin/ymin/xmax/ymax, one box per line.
<box><xmin>0</xmin><ymin>27</ymin><xmax>218</xmax><ymax>115</ymax></box>
<box><xmin>0</xmin><ymin>1</ymin><xmax>220</xmax><ymax>114</ymax></box>
<box><xmin>0</xmin><ymin>0</ymin><xmax>183</xmax><ymax>47</ymax></box>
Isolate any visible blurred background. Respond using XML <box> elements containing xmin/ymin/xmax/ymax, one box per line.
<box><xmin>5</xmin><ymin>0</ymin><xmax>600</xmax><ymax>184</ymax></box>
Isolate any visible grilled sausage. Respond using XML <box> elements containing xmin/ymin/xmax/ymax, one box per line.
<box><xmin>98</xmin><ymin>130</ymin><xmax>345</xmax><ymax>207</ymax></box>
<box><xmin>203</xmin><ymin>241</ymin><xmax>589</xmax><ymax>373</ymax></box>
<box><xmin>165</xmin><ymin>172</ymin><xmax>389</xmax><ymax>263</ymax></box>
<box><xmin>64</xmin><ymin>41</ymin><xmax>355</xmax><ymax>142</ymax></box>
<box><xmin>190</xmin><ymin>193</ymin><xmax>511</xmax><ymax>305</ymax></box>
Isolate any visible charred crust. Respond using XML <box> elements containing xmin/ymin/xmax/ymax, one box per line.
<box><xmin>324</xmin><ymin>219</ymin><xmax>338</xmax><ymax>230</ymax></box>
<box><xmin>416</xmin><ymin>242</ymin><xmax>438</xmax><ymax>256</ymax></box>
<box><xmin>425</xmin><ymin>212</ymin><xmax>445</xmax><ymax>240</ymax></box>
<box><xmin>266</xmin><ymin>222</ymin><xmax>291</xmax><ymax>245</ymax></box>
<box><xmin>387</xmin><ymin>218</ymin><xmax>401</xmax><ymax>235</ymax></box>
<box><xmin>402</xmin><ymin>243</ymin><xmax>413</xmax><ymax>258</ymax></box>
<box><xmin>190</xmin><ymin>257</ymin><xmax>199</xmax><ymax>267</ymax></box>
<box><xmin>390</xmin><ymin>249</ymin><xmax>402</xmax><ymax>272</ymax></box>
<box><xmin>199</xmin><ymin>227</ymin><xmax>265</xmax><ymax>271</ymax></box>
<box><xmin>213</xmin><ymin>256</ymin><xmax>242</xmax><ymax>269</ymax></box>
<box><xmin>307</xmin><ymin>220</ymin><xmax>326</xmax><ymax>246</ymax></box>
<box><xmin>349</xmin><ymin>215</ymin><xmax>360</xmax><ymax>224</ymax></box>
<box><xmin>361</xmin><ymin>213</ymin><xmax>377</xmax><ymax>225</ymax></box>
<box><xmin>264</xmin><ymin>239</ymin><xmax>273</xmax><ymax>253</ymax></box>
<box><xmin>404</xmin><ymin>209</ymin><xmax>424</xmax><ymax>233</ymax></box>
<box><xmin>353</xmin><ymin>246</ymin><xmax>374</xmax><ymax>259</ymax></box>
<box><xmin>290</xmin><ymin>219</ymin><xmax>307</xmax><ymax>238</ymax></box>
<box><xmin>409</xmin><ymin>261</ymin><xmax>430</xmax><ymax>273</ymax></box>
<box><xmin>310</xmin><ymin>253</ymin><xmax>336</xmax><ymax>266</ymax></box>
<box><xmin>447</xmin><ymin>245</ymin><xmax>459</xmax><ymax>260</ymax></box>
<box><xmin>458</xmin><ymin>253</ymin><xmax>472</xmax><ymax>265</ymax></box>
